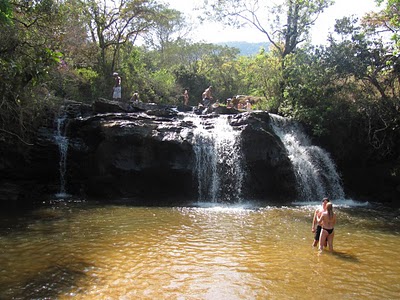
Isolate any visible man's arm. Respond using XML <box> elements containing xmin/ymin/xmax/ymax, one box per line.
<box><xmin>316</xmin><ymin>212</ymin><xmax>324</xmax><ymax>224</ymax></box>
<box><xmin>312</xmin><ymin>209</ymin><xmax>317</xmax><ymax>232</ymax></box>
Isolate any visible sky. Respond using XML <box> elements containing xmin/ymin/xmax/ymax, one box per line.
<box><xmin>163</xmin><ymin>0</ymin><xmax>381</xmax><ymax>45</ymax></box>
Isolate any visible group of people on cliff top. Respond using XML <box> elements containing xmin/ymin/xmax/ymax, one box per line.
<box><xmin>312</xmin><ymin>197</ymin><xmax>337</xmax><ymax>252</ymax></box>
<box><xmin>111</xmin><ymin>73</ymin><xmax>252</xmax><ymax>110</ymax></box>
<box><xmin>198</xmin><ymin>86</ymin><xmax>252</xmax><ymax>110</ymax></box>
<box><xmin>178</xmin><ymin>85</ymin><xmax>251</xmax><ymax>111</ymax></box>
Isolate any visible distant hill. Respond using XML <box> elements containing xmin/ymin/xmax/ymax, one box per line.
<box><xmin>217</xmin><ymin>41</ymin><xmax>270</xmax><ymax>56</ymax></box>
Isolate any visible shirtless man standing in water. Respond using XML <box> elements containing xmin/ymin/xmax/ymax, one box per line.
<box><xmin>311</xmin><ymin>198</ymin><xmax>329</xmax><ymax>247</ymax></box>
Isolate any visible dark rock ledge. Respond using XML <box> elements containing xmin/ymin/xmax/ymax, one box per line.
<box><xmin>0</xmin><ymin>99</ymin><xmax>297</xmax><ymax>207</ymax></box>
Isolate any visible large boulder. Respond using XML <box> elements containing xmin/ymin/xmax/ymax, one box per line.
<box><xmin>232</xmin><ymin>112</ymin><xmax>296</xmax><ymax>201</ymax></box>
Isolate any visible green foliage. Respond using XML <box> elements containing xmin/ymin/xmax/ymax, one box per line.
<box><xmin>174</xmin><ymin>65</ymin><xmax>208</xmax><ymax>105</ymax></box>
<box><xmin>0</xmin><ymin>0</ymin><xmax>12</xmax><ymax>24</ymax></box>
<box><xmin>277</xmin><ymin>14</ymin><xmax>400</xmax><ymax>165</ymax></box>
<box><xmin>376</xmin><ymin>0</ymin><xmax>400</xmax><ymax>50</ymax></box>
<box><xmin>196</xmin><ymin>45</ymin><xmax>241</xmax><ymax>100</ymax></box>
<box><xmin>144</xmin><ymin>5</ymin><xmax>187</xmax><ymax>53</ymax></box>
<box><xmin>48</xmin><ymin>66</ymin><xmax>100</xmax><ymax>102</ymax></box>
<box><xmin>0</xmin><ymin>0</ymin><xmax>65</xmax><ymax>143</ymax></box>
<box><xmin>237</xmin><ymin>47</ymin><xmax>283</xmax><ymax>112</ymax></box>
<box><xmin>148</xmin><ymin>68</ymin><xmax>177</xmax><ymax>103</ymax></box>
<box><xmin>280</xmin><ymin>49</ymin><xmax>339</xmax><ymax>134</ymax></box>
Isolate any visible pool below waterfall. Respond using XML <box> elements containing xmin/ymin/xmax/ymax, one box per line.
<box><xmin>1</xmin><ymin>199</ymin><xmax>399</xmax><ymax>299</ymax></box>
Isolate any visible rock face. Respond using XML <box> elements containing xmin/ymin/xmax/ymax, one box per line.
<box><xmin>231</xmin><ymin>112</ymin><xmax>296</xmax><ymax>201</ymax></box>
<box><xmin>68</xmin><ymin>111</ymin><xmax>196</xmax><ymax>201</ymax></box>
<box><xmin>0</xmin><ymin>99</ymin><xmax>297</xmax><ymax>206</ymax></box>
<box><xmin>64</xmin><ymin>99</ymin><xmax>297</xmax><ymax>203</ymax></box>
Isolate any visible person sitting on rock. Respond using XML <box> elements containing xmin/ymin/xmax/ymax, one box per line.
<box><xmin>226</xmin><ymin>98</ymin><xmax>232</xmax><ymax>108</ymax></box>
<box><xmin>130</xmin><ymin>91</ymin><xmax>140</xmax><ymax>103</ymax></box>
<box><xmin>231</xmin><ymin>96</ymin><xmax>239</xmax><ymax>109</ymax></box>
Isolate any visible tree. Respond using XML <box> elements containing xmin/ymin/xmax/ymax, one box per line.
<box><xmin>200</xmin><ymin>0</ymin><xmax>333</xmax><ymax>108</ymax></box>
<box><xmin>278</xmin><ymin>14</ymin><xmax>400</xmax><ymax>165</ymax></box>
<box><xmin>81</xmin><ymin>0</ymin><xmax>159</xmax><ymax>77</ymax></box>
<box><xmin>143</xmin><ymin>6</ymin><xmax>189</xmax><ymax>54</ymax></box>
<box><xmin>0</xmin><ymin>0</ymin><xmax>62</xmax><ymax>144</ymax></box>
<box><xmin>325</xmin><ymin>16</ymin><xmax>400</xmax><ymax>159</ymax></box>
<box><xmin>237</xmin><ymin>47</ymin><xmax>283</xmax><ymax>111</ymax></box>
<box><xmin>328</xmin><ymin>16</ymin><xmax>399</xmax><ymax>100</ymax></box>
<box><xmin>363</xmin><ymin>1</ymin><xmax>400</xmax><ymax>94</ymax></box>
<box><xmin>371</xmin><ymin>0</ymin><xmax>400</xmax><ymax>50</ymax></box>
<box><xmin>200</xmin><ymin>0</ymin><xmax>333</xmax><ymax>59</ymax></box>
<box><xmin>141</xmin><ymin>42</ymin><xmax>242</xmax><ymax>103</ymax></box>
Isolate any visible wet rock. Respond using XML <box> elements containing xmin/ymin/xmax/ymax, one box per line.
<box><xmin>65</xmin><ymin>102</ymin><xmax>296</xmax><ymax>202</ymax></box>
<box><xmin>0</xmin><ymin>99</ymin><xmax>297</xmax><ymax>206</ymax></box>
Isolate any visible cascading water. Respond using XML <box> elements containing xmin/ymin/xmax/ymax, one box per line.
<box><xmin>54</xmin><ymin>111</ymin><xmax>69</xmax><ymax>198</ymax></box>
<box><xmin>185</xmin><ymin>115</ymin><xmax>244</xmax><ymax>202</ymax></box>
<box><xmin>270</xmin><ymin>114</ymin><xmax>345</xmax><ymax>201</ymax></box>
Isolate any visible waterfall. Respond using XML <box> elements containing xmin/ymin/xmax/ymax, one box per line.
<box><xmin>54</xmin><ymin>111</ymin><xmax>69</xmax><ymax>198</ymax></box>
<box><xmin>185</xmin><ymin>115</ymin><xmax>244</xmax><ymax>202</ymax></box>
<box><xmin>270</xmin><ymin>114</ymin><xmax>345</xmax><ymax>201</ymax></box>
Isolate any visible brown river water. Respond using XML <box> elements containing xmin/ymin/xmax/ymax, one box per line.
<box><xmin>0</xmin><ymin>200</ymin><xmax>399</xmax><ymax>299</ymax></box>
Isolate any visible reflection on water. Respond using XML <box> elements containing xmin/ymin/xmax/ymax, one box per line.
<box><xmin>0</xmin><ymin>201</ymin><xmax>399</xmax><ymax>299</ymax></box>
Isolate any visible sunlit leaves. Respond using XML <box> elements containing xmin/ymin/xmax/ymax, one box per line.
<box><xmin>80</xmin><ymin>0</ymin><xmax>160</xmax><ymax>76</ymax></box>
<box><xmin>0</xmin><ymin>0</ymin><xmax>12</xmax><ymax>24</ymax></box>
<box><xmin>367</xmin><ymin>0</ymin><xmax>400</xmax><ymax>51</ymax></box>
<box><xmin>144</xmin><ymin>6</ymin><xmax>188</xmax><ymax>52</ymax></box>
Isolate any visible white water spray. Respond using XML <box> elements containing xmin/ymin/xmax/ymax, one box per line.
<box><xmin>185</xmin><ymin>115</ymin><xmax>244</xmax><ymax>202</ymax></box>
<box><xmin>270</xmin><ymin>114</ymin><xmax>345</xmax><ymax>201</ymax></box>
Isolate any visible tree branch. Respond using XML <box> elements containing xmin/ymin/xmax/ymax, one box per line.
<box><xmin>0</xmin><ymin>129</ymin><xmax>34</xmax><ymax>146</ymax></box>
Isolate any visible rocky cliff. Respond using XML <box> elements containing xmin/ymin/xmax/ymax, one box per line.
<box><xmin>0</xmin><ymin>99</ymin><xmax>297</xmax><ymax>206</ymax></box>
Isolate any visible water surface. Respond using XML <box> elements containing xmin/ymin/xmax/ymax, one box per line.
<box><xmin>0</xmin><ymin>200</ymin><xmax>399</xmax><ymax>299</ymax></box>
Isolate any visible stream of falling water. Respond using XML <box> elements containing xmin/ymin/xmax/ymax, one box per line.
<box><xmin>270</xmin><ymin>114</ymin><xmax>345</xmax><ymax>201</ymax></box>
<box><xmin>54</xmin><ymin>111</ymin><xmax>69</xmax><ymax>198</ymax></box>
<box><xmin>185</xmin><ymin>115</ymin><xmax>244</xmax><ymax>202</ymax></box>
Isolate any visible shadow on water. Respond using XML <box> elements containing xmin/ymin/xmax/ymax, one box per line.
<box><xmin>0</xmin><ymin>262</ymin><xmax>90</xmax><ymax>299</ymax></box>
<box><xmin>331</xmin><ymin>251</ymin><xmax>360</xmax><ymax>263</ymax></box>
<box><xmin>0</xmin><ymin>204</ymin><xmax>68</xmax><ymax>237</ymax></box>
<box><xmin>337</xmin><ymin>204</ymin><xmax>400</xmax><ymax>235</ymax></box>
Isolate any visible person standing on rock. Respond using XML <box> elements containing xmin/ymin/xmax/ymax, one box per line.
<box><xmin>183</xmin><ymin>89</ymin><xmax>189</xmax><ymax>105</ymax></box>
<box><xmin>202</xmin><ymin>85</ymin><xmax>213</xmax><ymax>107</ymax></box>
<box><xmin>112</xmin><ymin>72</ymin><xmax>121</xmax><ymax>100</ymax></box>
